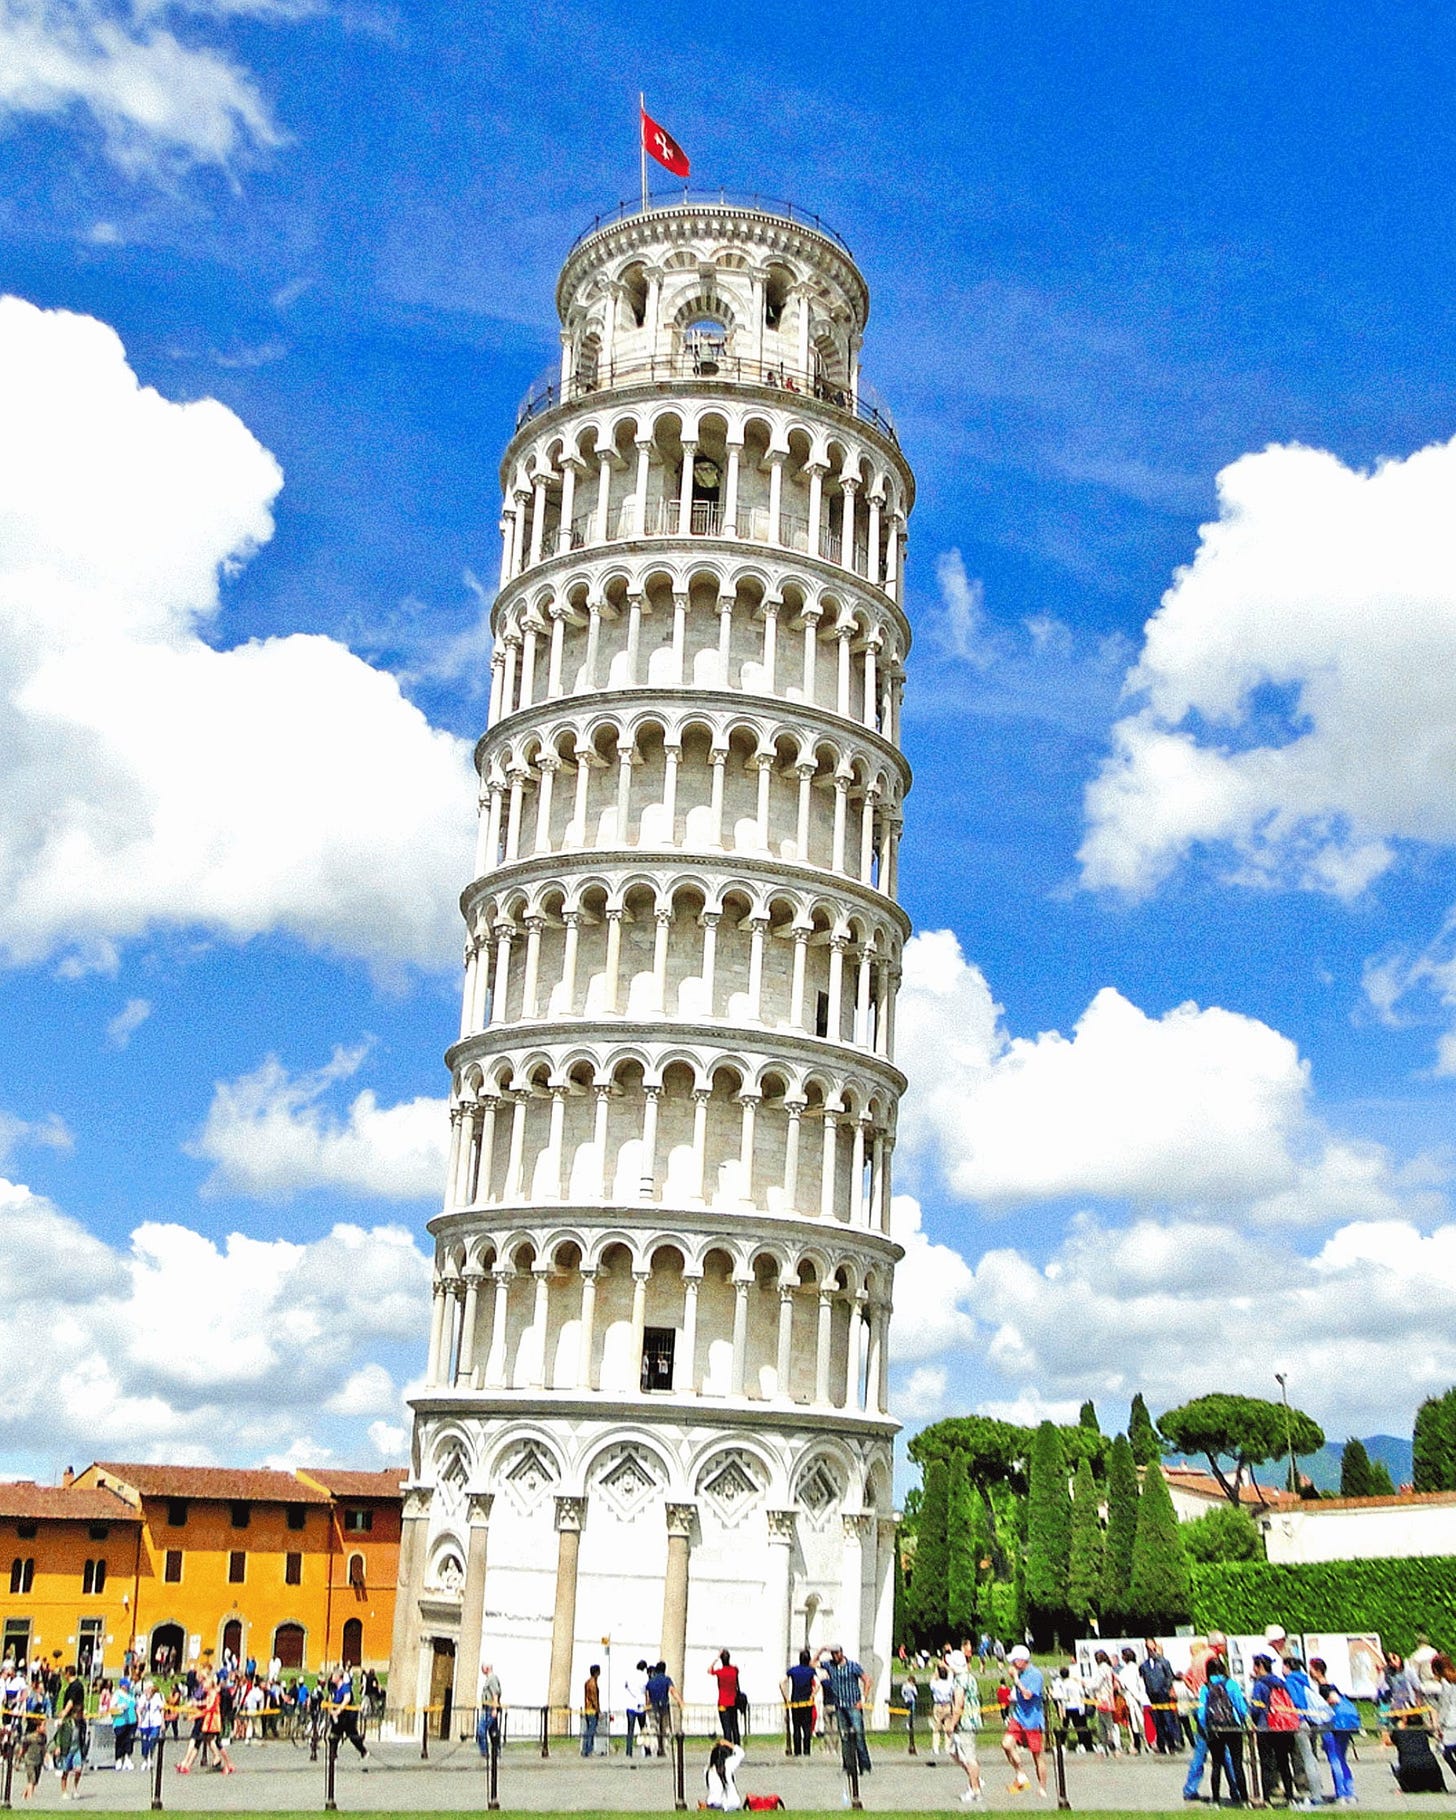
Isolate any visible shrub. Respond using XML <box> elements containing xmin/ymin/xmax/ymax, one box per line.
<box><xmin>1181</xmin><ymin>1503</ymin><xmax>1264</xmax><ymax>1564</ymax></box>
<box><xmin>1191</xmin><ymin>1556</ymin><xmax>1456</xmax><ymax>1654</ymax></box>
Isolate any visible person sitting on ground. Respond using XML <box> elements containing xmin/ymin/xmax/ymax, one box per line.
<box><xmin>704</xmin><ymin>1739</ymin><xmax>745</xmax><ymax>1811</ymax></box>
<box><xmin>1001</xmin><ymin>1644</ymin><xmax>1048</xmax><ymax>1798</ymax></box>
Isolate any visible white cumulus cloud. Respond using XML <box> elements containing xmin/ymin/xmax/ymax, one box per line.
<box><xmin>190</xmin><ymin>1045</ymin><xmax>448</xmax><ymax>1199</ymax></box>
<box><xmin>896</xmin><ymin>929</ymin><xmax>1401</xmax><ymax>1220</ymax></box>
<box><xmin>0</xmin><ymin>1107</ymin><xmax>73</xmax><ymax>1167</ymax></box>
<box><xmin>888</xmin><ymin>1192</ymin><xmax>977</xmax><ymax>1361</ymax></box>
<box><xmin>0</xmin><ymin>296</ymin><xmax>475</xmax><ymax>977</ymax></box>
<box><xmin>105</xmin><ymin>995</ymin><xmax>152</xmax><ymax>1047</ymax></box>
<box><xmin>1080</xmin><ymin>434</ymin><xmax>1456</xmax><ymax>900</ymax></box>
<box><xmin>0</xmin><ymin>1173</ymin><xmax>430</xmax><ymax>1463</ymax></box>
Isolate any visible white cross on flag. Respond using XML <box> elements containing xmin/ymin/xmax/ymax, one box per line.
<box><xmin>641</xmin><ymin>105</ymin><xmax>690</xmax><ymax>178</ymax></box>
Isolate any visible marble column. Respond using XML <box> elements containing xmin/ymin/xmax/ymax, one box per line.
<box><xmin>546</xmin><ymin>1497</ymin><xmax>586</xmax><ymax>1730</ymax></box>
<box><xmin>660</xmin><ymin>1503</ymin><xmax>696</xmax><ymax>1695</ymax></box>
<box><xmin>451</xmin><ymin>1491</ymin><xmax>494</xmax><ymax>1719</ymax></box>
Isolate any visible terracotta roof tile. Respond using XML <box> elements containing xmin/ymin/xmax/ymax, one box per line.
<box><xmin>1287</xmin><ymin>1490</ymin><xmax>1456</xmax><ymax>1514</ymax></box>
<box><xmin>0</xmin><ymin>1481</ymin><xmax>137</xmax><ymax>1522</ymax></box>
<box><xmin>90</xmin><ymin>1463</ymin><xmax>328</xmax><ymax>1504</ymax></box>
<box><xmin>298</xmin><ymin>1469</ymin><xmax>405</xmax><ymax>1499</ymax></box>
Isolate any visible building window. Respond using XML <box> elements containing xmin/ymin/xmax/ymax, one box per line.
<box><xmin>228</xmin><ymin>1551</ymin><xmax>246</xmax><ymax>1584</ymax></box>
<box><xmin>230</xmin><ymin>1502</ymin><xmax>250</xmax><ymax>1529</ymax></box>
<box><xmin>8</xmin><ymin>1558</ymin><xmax>34</xmax><ymax>1595</ymax></box>
<box><xmin>815</xmin><ymin>990</ymin><xmax>830</xmax><ymax>1037</ymax></box>
<box><xmin>284</xmin><ymin>1552</ymin><xmax>302</xmax><ymax>1586</ymax></box>
<box><xmin>163</xmin><ymin>1550</ymin><xmax>183</xmax><ymax>1584</ymax></box>
<box><xmin>343</xmin><ymin>1508</ymin><xmax>373</xmax><ymax>1533</ymax></box>
<box><xmin>88</xmin><ymin>1525</ymin><xmax>110</xmax><ymax>1542</ymax></box>
<box><xmin>641</xmin><ymin>1326</ymin><xmax>676</xmax><ymax>1392</ymax></box>
<box><xmin>286</xmin><ymin>1506</ymin><xmax>306</xmax><ymax>1532</ymax></box>
<box><xmin>82</xmin><ymin>1558</ymin><xmax>107</xmax><ymax>1595</ymax></box>
<box><xmin>166</xmin><ymin>1500</ymin><xmax>187</xmax><ymax>1528</ymax></box>
<box><xmin>2</xmin><ymin>1619</ymin><xmax>30</xmax><ymax>1664</ymax></box>
<box><xmin>15</xmin><ymin>1522</ymin><xmax>37</xmax><ymax>1540</ymax></box>
<box><xmin>347</xmin><ymin>1552</ymin><xmax>365</xmax><ymax>1588</ymax></box>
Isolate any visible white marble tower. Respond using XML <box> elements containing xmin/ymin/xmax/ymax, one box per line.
<box><xmin>391</xmin><ymin>195</ymin><xmax>914</xmax><ymax>1733</ymax></box>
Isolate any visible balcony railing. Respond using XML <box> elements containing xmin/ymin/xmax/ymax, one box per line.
<box><xmin>567</xmin><ymin>190</ymin><xmax>856</xmax><ymax>258</ymax></box>
<box><xmin>551</xmin><ymin>497</ymin><xmax>873</xmax><ymax>576</ymax></box>
<box><xmin>515</xmin><ymin>351</ymin><xmax>897</xmax><ymax>443</ymax></box>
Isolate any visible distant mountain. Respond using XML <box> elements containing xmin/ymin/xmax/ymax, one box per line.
<box><xmin>1300</xmin><ymin>1435</ymin><xmax>1413</xmax><ymax>1494</ymax></box>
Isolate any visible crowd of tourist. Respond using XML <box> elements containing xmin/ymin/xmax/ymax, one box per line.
<box><xmin>0</xmin><ymin>1650</ymin><xmax>383</xmax><ymax>1789</ymax></box>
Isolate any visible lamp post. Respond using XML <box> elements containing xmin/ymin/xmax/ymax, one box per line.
<box><xmin>1275</xmin><ymin>1372</ymin><xmax>1299</xmax><ymax>1497</ymax></box>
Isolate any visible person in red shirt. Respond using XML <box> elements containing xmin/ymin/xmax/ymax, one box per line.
<box><xmin>710</xmin><ymin>1651</ymin><xmax>741</xmax><ymax>1744</ymax></box>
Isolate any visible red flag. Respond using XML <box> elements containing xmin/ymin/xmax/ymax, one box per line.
<box><xmin>641</xmin><ymin>106</ymin><xmax>690</xmax><ymax>178</ymax></box>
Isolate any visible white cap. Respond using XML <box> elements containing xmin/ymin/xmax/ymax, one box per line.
<box><xmin>1264</xmin><ymin>1624</ymin><xmax>1287</xmax><ymax>1643</ymax></box>
<box><xmin>1009</xmin><ymin>1645</ymin><xmax>1031</xmax><ymax>1664</ymax></box>
<box><xmin>948</xmin><ymin>1650</ymin><xmax>967</xmax><ymax>1672</ymax></box>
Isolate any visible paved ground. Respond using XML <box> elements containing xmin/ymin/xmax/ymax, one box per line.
<box><xmin>12</xmin><ymin>1736</ymin><xmax>1456</xmax><ymax>1813</ymax></box>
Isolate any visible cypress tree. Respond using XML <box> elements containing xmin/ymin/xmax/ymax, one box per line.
<box><xmin>1129</xmin><ymin>1393</ymin><xmax>1160</xmax><ymax>1466</ymax></box>
<box><xmin>1025</xmin><ymin>1421</ymin><xmax>1071</xmax><ymax>1644</ymax></box>
<box><xmin>1367</xmin><ymin>1458</ymin><xmax>1396</xmax><ymax>1496</ymax></box>
<box><xmin>1129</xmin><ymin>1456</ymin><xmax>1191</xmax><ymax>1629</ymax></box>
<box><xmin>1340</xmin><ymin>1436</ymin><xmax>1375</xmax><ymax>1497</ymax></box>
<box><xmin>1067</xmin><ymin>1455</ymin><xmax>1103</xmax><ymax>1626</ymax></box>
<box><xmin>1413</xmin><ymin>1391</ymin><xmax>1456</xmax><ymax>1492</ymax></box>
<box><xmin>1079</xmin><ymin>1399</ymin><xmax>1100</xmax><ymax>1433</ymax></box>
<box><xmin>946</xmin><ymin>1451</ymin><xmax>979</xmax><ymax>1641</ymax></box>
<box><xmin>1101</xmin><ymin>1432</ymin><xmax>1139</xmax><ymax>1623</ymax></box>
<box><xmin>907</xmin><ymin>1456</ymin><xmax>951</xmax><ymax>1646</ymax></box>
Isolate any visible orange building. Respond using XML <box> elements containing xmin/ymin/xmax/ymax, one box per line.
<box><xmin>0</xmin><ymin>1464</ymin><xmax>402</xmax><ymax>1679</ymax></box>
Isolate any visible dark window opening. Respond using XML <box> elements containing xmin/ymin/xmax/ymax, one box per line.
<box><xmin>347</xmin><ymin>1552</ymin><xmax>365</xmax><ymax>1588</ymax></box>
<box><xmin>2</xmin><ymin>1620</ymin><xmax>31</xmax><ymax>1664</ymax></box>
<box><xmin>286</xmin><ymin>1505</ymin><xmax>306</xmax><ymax>1531</ymax></box>
<box><xmin>82</xmin><ymin>1558</ymin><xmax>107</xmax><ymax>1595</ymax></box>
<box><xmin>15</xmin><ymin>1522</ymin><xmax>36</xmax><ymax>1540</ymax></box>
<box><xmin>285</xmin><ymin>1552</ymin><xmax>302</xmax><ymax>1586</ymax></box>
<box><xmin>815</xmin><ymin>990</ymin><xmax>830</xmax><ymax>1038</ymax></box>
<box><xmin>9</xmin><ymin>1558</ymin><xmax>34</xmax><ymax>1595</ymax></box>
<box><xmin>163</xmin><ymin>1550</ymin><xmax>183</xmax><ymax>1584</ymax></box>
<box><xmin>166</xmin><ymin>1500</ymin><xmax>188</xmax><ymax>1528</ymax></box>
<box><xmin>228</xmin><ymin>1551</ymin><xmax>246</xmax><ymax>1584</ymax></box>
<box><xmin>641</xmin><ymin>1326</ymin><xmax>676</xmax><ymax>1392</ymax></box>
<box><xmin>87</xmin><ymin>1525</ymin><xmax>109</xmax><ymax>1541</ymax></box>
<box><xmin>230</xmin><ymin>1502</ymin><xmax>250</xmax><ymax>1529</ymax></box>
<box><xmin>343</xmin><ymin>1508</ymin><xmax>373</xmax><ymax>1533</ymax></box>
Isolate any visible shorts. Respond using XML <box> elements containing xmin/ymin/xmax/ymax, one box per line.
<box><xmin>59</xmin><ymin>1747</ymin><xmax>84</xmax><ymax>1773</ymax></box>
<box><xmin>1006</xmin><ymin>1719</ymin><xmax>1043</xmax><ymax>1752</ymax></box>
<box><xmin>950</xmin><ymin>1730</ymin><xmax>979</xmax><ymax>1764</ymax></box>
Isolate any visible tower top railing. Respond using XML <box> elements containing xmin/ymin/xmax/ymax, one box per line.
<box><xmin>514</xmin><ymin>351</ymin><xmax>897</xmax><ymax>442</ymax></box>
<box><xmin>568</xmin><ymin>191</ymin><xmax>855</xmax><ymax>259</ymax></box>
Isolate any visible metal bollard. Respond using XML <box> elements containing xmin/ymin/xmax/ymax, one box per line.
<box><xmin>784</xmin><ymin>1704</ymin><xmax>792</xmax><ymax>1758</ymax></box>
<box><xmin>907</xmin><ymin>1705</ymin><xmax>917</xmax><ymax>1756</ymax></box>
<box><xmin>841</xmin><ymin>1716</ymin><xmax>863</xmax><ymax>1811</ymax></box>
<box><xmin>310</xmin><ymin>1705</ymin><xmax>320</xmax><ymax>1763</ymax></box>
<box><xmin>1245</xmin><ymin>1729</ymin><xmax>1264</xmax><ymax>1807</ymax></box>
<box><xmin>324</xmin><ymin>1729</ymin><xmax>338</xmax><ymax>1812</ymax></box>
<box><xmin>151</xmin><ymin>1728</ymin><xmax>166</xmax><ymax>1811</ymax></box>
<box><xmin>420</xmin><ymin>1705</ymin><xmax>429</xmax><ymax>1762</ymax></box>
<box><xmin>540</xmin><ymin>1703</ymin><xmax>550</xmax><ymax>1759</ymax></box>
<box><xmin>487</xmin><ymin>1722</ymin><xmax>500</xmax><ymax>1810</ymax></box>
<box><xmin>3</xmin><ymin>1731</ymin><xmax>15</xmax><ymax>1810</ymax></box>
<box><xmin>1054</xmin><ymin>1728</ymin><xmax>1071</xmax><ymax>1809</ymax></box>
<box><xmin>672</xmin><ymin>1728</ymin><xmax>687</xmax><ymax>1811</ymax></box>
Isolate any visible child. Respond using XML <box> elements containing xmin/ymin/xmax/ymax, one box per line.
<box><xmin>20</xmin><ymin>1716</ymin><xmax>46</xmax><ymax>1801</ymax></box>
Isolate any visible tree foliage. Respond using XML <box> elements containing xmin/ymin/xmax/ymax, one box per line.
<box><xmin>1101</xmin><ymin>1433</ymin><xmax>1139</xmax><ymax>1622</ymax></box>
<box><xmin>1340</xmin><ymin>1437</ymin><xmax>1386</xmax><ymax>1498</ymax></box>
<box><xmin>1180</xmin><ymin>1502</ymin><xmax>1264</xmax><ymax>1564</ymax></box>
<box><xmin>946</xmin><ymin>1451</ymin><xmax>980</xmax><ymax>1639</ymax></box>
<box><xmin>1129</xmin><ymin>1392</ymin><xmax>1160</xmax><ymax>1466</ymax></box>
<box><xmin>1157</xmin><ymin>1393</ymin><xmax>1325</xmax><ymax>1505</ymax></box>
<box><xmin>1129</xmin><ymin>1455</ymin><xmax>1192</xmax><ymax>1628</ymax></box>
<box><xmin>1191</xmin><ymin>1556</ymin><xmax>1456</xmax><ymax>1658</ymax></box>
<box><xmin>1025</xmin><ymin>1420</ymin><xmax>1071</xmax><ymax>1629</ymax></box>
<box><xmin>1079</xmin><ymin>1400</ymin><xmax>1100</xmax><ymax>1433</ymax></box>
<box><xmin>1413</xmin><ymin>1390</ymin><xmax>1456</xmax><ymax>1493</ymax></box>
<box><xmin>906</xmin><ymin>1456</ymin><xmax>951</xmax><ymax>1645</ymax></box>
<box><xmin>1067</xmin><ymin>1456</ymin><xmax>1104</xmax><ymax>1623</ymax></box>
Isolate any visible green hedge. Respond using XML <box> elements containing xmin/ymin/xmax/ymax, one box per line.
<box><xmin>1192</xmin><ymin>1555</ymin><xmax>1456</xmax><ymax>1654</ymax></box>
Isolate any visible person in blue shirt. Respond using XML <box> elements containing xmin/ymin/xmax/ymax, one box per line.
<box><xmin>816</xmin><ymin>1646</ymin><xmax>871</xmax><ymax>1776</ymax></box>
<box><xmin>781</xmin><ymin>1650</ymin><xmax>817</xmax><ymax>1758</ymax></box>
<box><xmin>1197</xmin><ymin>1654</ymin><xmax>1251</xmax><ymax>1806</ymax></box>
<box><xmin>1001</xmin><ymin>1646</ymin><xmax>1047</xmax><ymax>1797</ymax></box>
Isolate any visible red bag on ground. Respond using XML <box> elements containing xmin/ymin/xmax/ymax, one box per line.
<box><xmin>745</xmin><ymin>1797</ymin><xmax>785</xmax><ymax>1810</ymax></box>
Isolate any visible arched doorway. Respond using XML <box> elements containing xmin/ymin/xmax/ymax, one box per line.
<box><xmin>341</xmin><ymin>1619</ymin><xmax>362</xmax><ymax>1667</ymax></box>
<box><xmin>273</xmin><ymin>1622</ymin><xmax>305</xmax><ymax>1671</ymax></box>
<box><xmin>150</xmin><ymin>1623</ymin><xmax>185</xmax><ymax>1673</ymax></box>
<box><xmin>222</xmin><ymin>1619</ymin><xmax>242</xmax><ymax>1664</ymax></box>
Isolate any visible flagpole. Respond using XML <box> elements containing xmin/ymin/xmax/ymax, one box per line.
<box><xmin>639</xmin><ymin>92</ymin><xmax>648</xmax><ymax>214</ymax></box>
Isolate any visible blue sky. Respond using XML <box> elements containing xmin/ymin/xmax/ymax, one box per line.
<box><xmin>4</xmin><ymin>0</ymin><xmax>1456</xmax><ymax>1480</ymax></box>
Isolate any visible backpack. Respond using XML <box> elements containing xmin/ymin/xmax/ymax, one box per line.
<box><xmin>1266</xmin><ymin>1681</ymin><xmax>1300</xmax><ymax>1732</ymax></box>
<box><xmin>1203</xmin><ymin>1680</ymin><xmax>1238</xmax><ymax>1733</ymax></box>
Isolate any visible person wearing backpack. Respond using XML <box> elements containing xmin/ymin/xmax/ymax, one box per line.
<box><xmin>1250</xmin><ymin>1653</ymin><xmax>1301</xmax><ymax>1805</ymax></box>
<box><xmin>1283</xmin><ymin>1656</ymin><xmax>1327</xmax><ymax>1804</ymax></box>
<box><xmin>1198</xmin><ymin>1654</ymin><xmax>1250</xmax><ymax>1806</ymax></box>
<box><xmin>1308</xmin><ymin>1657</ymin><xmax>1359</xmax><ymax>1804</ymax></box>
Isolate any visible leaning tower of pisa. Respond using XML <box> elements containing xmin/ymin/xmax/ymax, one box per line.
<box><xmin>390</xmin><ymin>196</ymin><xmax>914</xmax><ymax>1734</ymax></box>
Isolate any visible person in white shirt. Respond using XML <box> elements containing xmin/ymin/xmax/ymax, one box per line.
<box><xmin>1117</xmin><ymin>1649</ymin><xmax>1146</xmax><ymax>1755</ymax></box>
<box><xmin>623</xmin><ymin>1659</ymin><xmax>648</xmax><ymax>1758</ymax></box>
<box><xmin>704</xmin><ymin>1741</ymin><xmax>744</xmax><ymax>1810</ymax></box>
